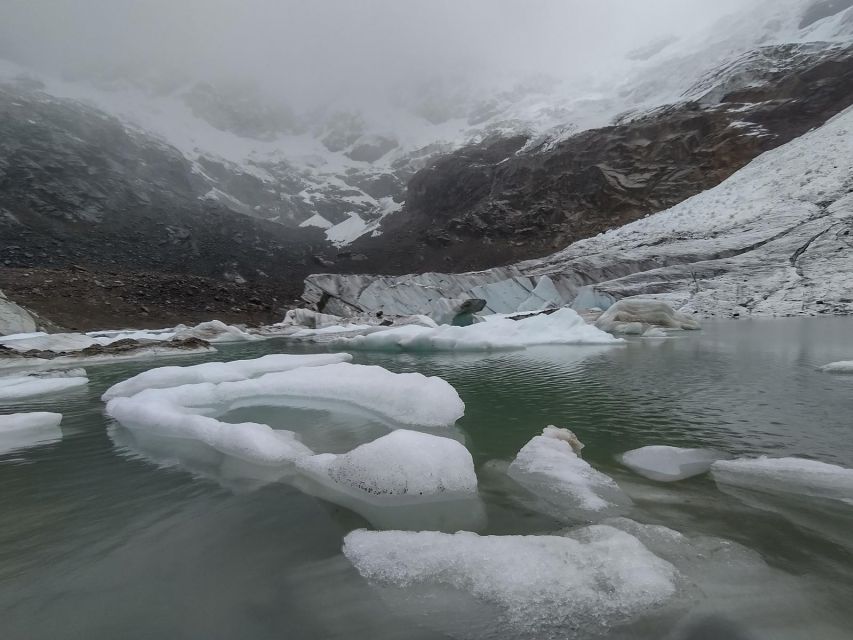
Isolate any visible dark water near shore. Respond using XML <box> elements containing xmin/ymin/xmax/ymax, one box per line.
<box><xmin>1</xmin><ymin>318</ymin><xmax>852</xmax><ymax>639</ymax></box>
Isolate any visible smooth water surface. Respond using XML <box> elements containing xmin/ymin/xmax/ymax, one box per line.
<box><xmin>1</xmin><ymin>318</ymin><xmax>852</xmax><ymax>639</ymax></box>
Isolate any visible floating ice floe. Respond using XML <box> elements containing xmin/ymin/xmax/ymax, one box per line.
<box><xmin>297</xmin><ymin>430</ymin><xmax>477</xmax><ymax>500</ymax></box>
<box><xmin>712</xmin><ymin>456</ymin><xmax>853</xmax><ymax>548</ymax></box>
<box><xmin>0</xmin><ymin>369</ymin><xmax>88</xmax><ymax>401</ymax></box>
<box><xmin>711</xmin><ymin>456</ymin><xmax>853</xmax><ymax>502</ymax></box>
<box><xmin>0</xmin><ymin>412</ymin><xmax>63</xmax><ymax>455</ymax></box>
<box><xmin>336</xmin><ymin>308</ymin><xmax>622</xmax><ymax>352</ymax></box>
<box><xmin>102</xmin><ymin>353</ymin><xmax>352</xmax><ymax>400</ymax></box>
<box><xmin>342</xmin><ymin>525</ymin><xmax>679</xmax><ymax>635</ymax></box>
<box><xmin>171</xmin><ymin>320</ymin><xmax>259</xmax><ymax>343</ymax></box>
<box><xmin>106</xmin><ymin>362</ymin><xmax>465</xmax><ymax>465</ymax></box>
<box><xmin>620</xmin><ymin>446</ymin><xmax>730</xmax><ymax>482</ymax></box>
<box><xmin>295</xmin><ymin>429</ymin><xmax>485</xmax><ymax>530</ymax></box>
<box><xmin>507</xmin><ymin>426</ymin><xmax>631</xmax><ymax>521</ymax></box>
<box><xmin>0</xmin><ymin>332</ymin><xmax>101</xmax><ymax>352</ymax></box>
<box><xmin>594</xmin><ymin>299</ymin><xmax>700</xmax><ymax>335</ymax></box>
<box><xmin>819</xmin><ymin>360</ymin><xmax>853</xmax><ymax>373</ymax></box>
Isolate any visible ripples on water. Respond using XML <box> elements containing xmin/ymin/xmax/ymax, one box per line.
<box><xmin>0</xmin><ymin>318</ymin><xmax>852</xmax><ymax>639</ymax></box>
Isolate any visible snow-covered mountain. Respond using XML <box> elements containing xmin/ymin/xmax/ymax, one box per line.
<box><xmin>3</xmin><ymin>0</ymin><xmax>850</xmax><ymax>251</ymax></box>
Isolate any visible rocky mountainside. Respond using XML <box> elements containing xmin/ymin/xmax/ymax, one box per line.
<box><xmin>1</xmin><ymin>0</ymin><xmax>853</xmax><ymax>328</ymax></box>
<box><xmin>303</xmin><ymin>101</ymin><xmax>853</xmax><ymax>320</ymax></box>
<box><xmin>348</xmin><ymin>38</ymin><xmax>853</xmax><ymax>274</ymax></box>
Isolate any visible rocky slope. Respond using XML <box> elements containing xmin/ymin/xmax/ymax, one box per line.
<box><xmin>303</xmin><ymin>103</ymin><xmax>853</xmax><ymax>319</ymax></box>
<box><xmin>347</xmin><ymin>40</ymin><xmax>853</xmax><ymax>274</ymax></box>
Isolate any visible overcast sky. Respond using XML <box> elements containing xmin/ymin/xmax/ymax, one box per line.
<box><xmin>0</xmin><ymin>0</ymin><xmax>750</xmax><ymax>106</ymax></box>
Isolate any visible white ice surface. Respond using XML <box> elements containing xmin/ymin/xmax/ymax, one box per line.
<box><xmin>343</xmin><ymin>525</ymin><xmax>679</xmax><ymax>633</ymax></box>
<box><xmin>820</xmin><ymin>360</ymin><xmax>853</xmax><ymax>373</ymax></box>
<box><xmin>620</xmin><ymin>446</ymin><xmax>729</xmax><ymax>482</ymax></box>
<box><xmin>711</xmin><ymin>456</ymin><xmax>853</xmax><ymax>503</ymax></box>
<box><xmin>336</xmin><ymin>308</ymin><xmax>621</xmax><ymax>352</ymax></box>
<box><xmin>172</xmin><ymin>320</ymin><xmax>260</xmax><ymax>343</ymax></box>
<box><xmin>297</xmin><ymin>429</ymin><xmax>477</xmax><ymax>500</ymax></box>
<box><xmin>0</xmin><ymin>372</ymin><xmax>88</xmax><ymax>401</ymax></box>
<box><xmin>508</xmin><ymin>427</ymin><xmax>631</xmax><ymax>520</ymax></box>
<box><xmin>106</xmin><ymin>362</ymin><xmax>465</xmax><ymax>464</ymax></box>
<box><xmin>0</xmin><ymin>412</ymin><xmax>63</xmax><ymax>455</ymax></box>
<box><xmin>102</xmin><ymin>353</ymin><xmax>351</xmax><ymax>400</ymax></box>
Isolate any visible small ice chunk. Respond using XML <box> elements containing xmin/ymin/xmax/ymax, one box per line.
<box><xmin>102</xmin><ymin>353</ymin><xmax>352</xmax><ymax>400</ymax></box>
<box><xmin>820</xmin><ymin>360</ymin><xmax>853</xmax><ymax>373</ymax></box>
<box><xmin>343</xmin><ymin>525</ymin><xmax>679</xmax><ymax>634</ymax></box>
<box><xmin>0</xmin><ymin>371</ymin><xmax>88</xmax><ymax>401</ymax></box>
<box><xmin>508</xmin><ymin>427</ymin><xmax>631</xmax><ymax>520</ymax></box>
<box><xmin>171</xmin><ymin>319</ymin><xmax>259</xmax><ymax>343</ymax></box>
<box><xmin>620</xmin><ymin>446</ymin><xmax>729</xmax><ymax>482</ymax></box>
<box><xmin>0</xmin><ymin>412</ymin><xmax>62</xmax><ymax>454</ymax></box>
<box><xmin>0</xmin><ymin>332</ymin><xmax>99</xmax><ymax>353</ymax></box>
<box><xmin>337</xmin><ymin>308</ymin><xmax>622</xmax><ymax>352</ymax></box>
<box><xmin>711</xmin><ymin>456</ymin><xmax>853</xmax><ymax>502</ymax></box>
<box><xmin>595</xmin><ymin>299</ymin><xmax>700</xmax><ymax>335</ymax></box>
<box><xmin>297</xmin><ymin>430</ymin><xmax>477</xmax><ymax>500</ymax></box>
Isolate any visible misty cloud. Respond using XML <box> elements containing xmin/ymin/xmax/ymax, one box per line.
<box><xmin>0</xmin><ymin>0</ymin><xmax>749</xmax><ymax>108</ymax></box>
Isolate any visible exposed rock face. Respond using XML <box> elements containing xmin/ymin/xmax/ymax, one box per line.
<box><xmin>348</xmin><ymin>43</ymin><xmax>853</xmax><ymax>274</ymax></box>
<box><xmin>302</xmin><ymin>101</ymin><xmax>853</xmax><ymax>319</ymax></box>
<box><xmin>0</xmin><ymin>80</ymin><xmax>334</xmax><ymax>324</ymax></box>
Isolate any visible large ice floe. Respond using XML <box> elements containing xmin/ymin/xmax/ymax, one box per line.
<box><xmin>102</xmin><ymin>353</ymin><xmax>351</xmax><ymax>400</ymax></box>
<box><xmin>106</xmin><ymin>362</ymin><xmax>465</xmax><ymax>465</ymax></box>
<box><xmin>0</xmin><ymin>412</ymin><xmax>63</xmax><ymax>455</ymax></box>
<box><xmin>106</xmin><ymin>356</ymin><xmax>477</xmax><ymax>529</ymax></box>
<box><xmin>507</xmin><ymin>426</ymin><xmax>631</xmax><ymax>521</ymax></box>
<box><xmin>334</xmin><ymin>308</ymin><xmax>621</xmax><ymax>352</ymax></box>
<box><xmin>620</xmin><ymin>446</ymin><xmax>730</xmax><ymax>482</ymax></box>
<box><xmin>712</xmin><ymin>456</ymin><xmax>853</xmax><ymax>548</ymax></box>
<box><xmin>342</xmin><ymin>525</ymin><xmax>679</xmax><ymax>636</ymax></box>
<box><xmin>0</xmin><ymin>368</ymin><xmax>88</xmax><ymax>401</ymax></box>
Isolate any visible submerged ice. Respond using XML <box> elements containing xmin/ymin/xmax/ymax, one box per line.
<box><xmin>0</xmin><ymin>411</ymin><xmax>63</xmax><ymax>455</ymax></box>
<box><xmin>343</xmin><ymin>525</ymin><xmax>679</xmax><ymax>635</ymax></box>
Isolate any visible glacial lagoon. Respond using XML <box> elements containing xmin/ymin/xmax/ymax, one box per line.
<box><xmin>1</xmin><ymin>318</ymin><xmax>852</xmax><ymax>640</ymax></box>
